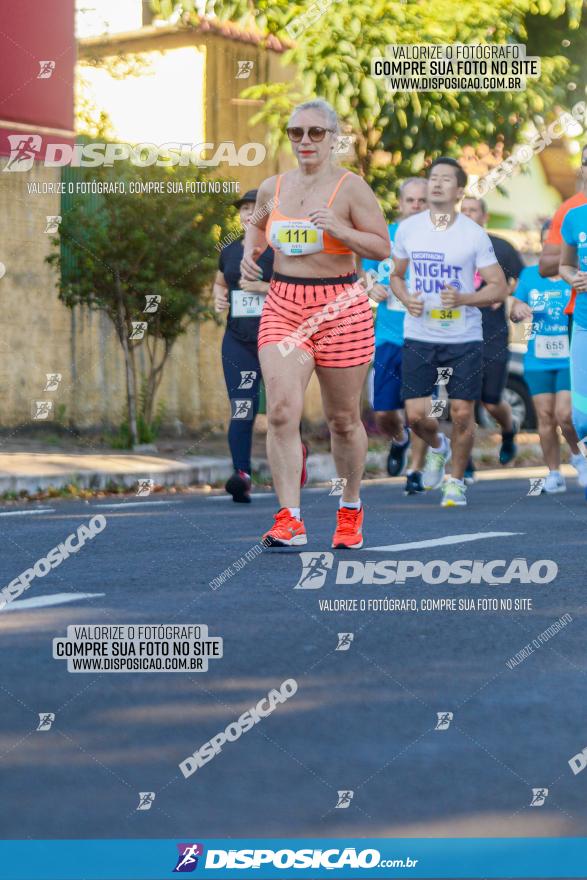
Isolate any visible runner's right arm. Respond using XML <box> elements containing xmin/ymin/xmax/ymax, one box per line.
<box><xmin>241</xmin><ymin>177</ymin><xmax>275</xmax><ymax>281</ymax></box>
<box><xmin>510</xmin><ymin>272</ymin><xmax>533</xmax><ymax>322</ymax></box>
<box><xmin>539</xmin><ymin>204</ymin><xmax>564</xmax><ymax>277</ymax></box>
<box><xmin>538</xmin><ymin>243</ymin><xmax>561</xmax><ymax>278</ymax></box>
<box><xmin>213</xmin><ymin>271</ymin><xmax>229</xmax><ymax>313</ymax></box>
<box><xmin>560</xmin><ymin>242</ymin><xmax>587</xmax><ymax>291</ymax></box>
<box><xmin>389</xmin><ymin>257</ymin><xmax>424</xmax><ymax>316</ymax></box>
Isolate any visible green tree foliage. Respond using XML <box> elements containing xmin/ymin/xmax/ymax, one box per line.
<box><xmin>47</xmin><ymin>162</ymin><xmax>229</xmax><ymax>444</ymax></box>
<box><xmin>151</xmin><ymin>0</ymin><xmax>585</xmax><ymax>213</ymax></box>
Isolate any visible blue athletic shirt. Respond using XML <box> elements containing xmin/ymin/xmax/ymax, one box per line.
<box><xmin>561</xmin><ymin>203</ymin><xmax>587</xmax><ymax>330</ymax></box>
<box><xmin>362</xmin><ymin>222</ymin><xmax>406</xmax><ymax>347</ymax></box>
<box><xmin>514</xmin><ymin>265</ymin><xmax>571</xmax><ymax>371</ymax></box>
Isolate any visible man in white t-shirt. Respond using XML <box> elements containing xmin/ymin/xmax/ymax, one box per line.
<box><xmin>390</xmin><ymin>157</ymin><xmax>508</xmax><ymax>507</ymax></box>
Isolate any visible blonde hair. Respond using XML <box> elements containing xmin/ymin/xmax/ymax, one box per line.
<box><xmin>289</xmin><ymin>99</ymin><xmax>340</xmax><ymax>133</ymax></box>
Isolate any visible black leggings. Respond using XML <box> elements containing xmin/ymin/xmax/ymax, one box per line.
<box><xmin>221</xmin><ymin>328</ymin><xmax>262</xmax><ymax>474</ymax></box>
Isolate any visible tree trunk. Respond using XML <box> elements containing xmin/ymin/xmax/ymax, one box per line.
<box><xmin>115</xmin><ymin>270</ymin><xmax>139</xmax><ymax>447</ymax></box>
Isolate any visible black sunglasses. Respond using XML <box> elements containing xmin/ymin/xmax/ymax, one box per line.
<box><xmin>286</xmin><ymin>126</ymin><xmax>335</xmax><ymax>143</ymax></box>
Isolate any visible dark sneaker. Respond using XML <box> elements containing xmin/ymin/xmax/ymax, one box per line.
<box><xmin>300</xmin><ymin>441</ymin><xmax>308</xmax><ymax>488</ymax></box>
<box><xmin>387</xmin><ymin>427</ymin><xmax>411</xmax><ymax>477</ymax></box>
<box><xmin>464</xmin><ymin>457</ymin><xmax>476</xmax><ymax>486</ymax></box>
<box><xmin>404</xmin><ymin>470</ymin><xmax>425</xmax><ymax>495</ymax></box>
<box><xmin>499</xmin><ymin>431</ymin><xmax>517</xmax><ymax>465</ymax></box>
<box><xmin>225</xmin><ymin>470</ymin><xmax>252</xmax><ymax>503</ymax></box>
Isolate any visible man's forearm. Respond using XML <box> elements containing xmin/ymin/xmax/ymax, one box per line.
<box><xmin>538</xmin><ymin>253</ymin><xmax>560</xmax><ymax>278</ymax></box>
<box><xmin>461</xmin><ymin>282</ymin><xmax>506</xmax><ymax>307</ymax></box>
<box><xmin>559</xmin><ymin>264</ymin><xmax>582</xmax><ymax>288</ymax></box>
<box><xmin>389</xmin><ymin>276</ymin><xmax>410</xmax><ymax>306</ymax></box>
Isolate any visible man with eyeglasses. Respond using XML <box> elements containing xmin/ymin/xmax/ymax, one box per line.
<box><xmin>539</xmin><ymin>143</ymin><xmax>587</xmax><ymax>339</ymax></box>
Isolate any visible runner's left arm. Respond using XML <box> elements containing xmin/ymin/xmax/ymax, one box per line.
<box><xmin>560</xmin><ymin>242</ymin><xmax>587</xmax><ymax>291</ymax></box>
<box><xmin>459</xmin><ymin>262</ymin><xmax>508</xmax><ymax>306</ymax></box>
<box><xmin>309</xmin><ymin>176</ymin><xmax>390</xmax><ymax>260</ymax></box>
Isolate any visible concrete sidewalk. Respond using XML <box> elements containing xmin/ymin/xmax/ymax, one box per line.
<box><xmin>0</xmin><ymin>442</ymin><xmax>546</xmax><ymax>495</ymax></box>
<box><xmin>0</xmin><ymin>450</ymin><xmax>382</xmax><ymax>494</ymax></box>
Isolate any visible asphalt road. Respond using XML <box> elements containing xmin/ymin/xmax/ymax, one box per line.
<box><xmin>1</xmin><ymin>476</ymin><xmax>586</xmax><ymax>857</ymax></box>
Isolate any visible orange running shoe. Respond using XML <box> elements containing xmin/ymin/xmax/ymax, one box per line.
<box><xmin>332</xmin><ymin>505</ymin><xmax>364</xmax><ymax>549</ymax></box>
<box><xmin>262</xmin><ymin>508</ymin><xmax>307</xmax><ymax>547</ymax></box>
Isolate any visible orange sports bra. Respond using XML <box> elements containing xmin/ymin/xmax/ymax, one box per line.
<box><xmin>265</xmin><ymin>171</ymin><xmax>353</xmax><ymax>256</ymax></box>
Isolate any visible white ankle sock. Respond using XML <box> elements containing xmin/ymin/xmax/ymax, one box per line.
<box><xmin>288</xmin><ymin>507</ymin><xmax>301</xmax><ymax>519</ymax></box>
<box><xmin>340</xmin><ymin>498</ymin><xmax>361</xmax><ymax>510</ymax></box>
<box><xmin>433</xmin><ymin>433</ymin><xmax>448</xmax><ymax>453</ymax></box>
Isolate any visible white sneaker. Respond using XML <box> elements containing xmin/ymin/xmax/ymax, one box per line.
<box><xmin>441</xmin><ymin>478</ymin><xmax>467</xmax><ymax>507</ymax></box>
<box><xmin>423</xmin><ymin>435</ymin><xmax>452</xmax><ymax>490</ymax></box>
<box><xmin>571</xmin><ymin>453</ymin><xmax>587</xmax><ymax>488</ymax></box>
<box><xmin>543</xmin><ymin>471</ymin><xmax>566</xmax><ymax>494</ymax></box>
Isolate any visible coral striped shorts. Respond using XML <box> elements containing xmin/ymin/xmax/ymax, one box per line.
<box><xmin>258</xmin><ymin>272</ymin><xmax>375</xmax><ymax>368</ymax></box>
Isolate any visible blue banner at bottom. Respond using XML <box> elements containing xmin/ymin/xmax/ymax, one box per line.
<box><xmin>0</xmin><ymin>837</ymin><xmax>583</xmax><ymax>879</ymax></box>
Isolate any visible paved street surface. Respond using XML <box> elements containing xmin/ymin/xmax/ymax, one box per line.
<box><xmin>1</xmin><ymin>476</ymin><xmax>586</xmax><ymax>857</ymax></box>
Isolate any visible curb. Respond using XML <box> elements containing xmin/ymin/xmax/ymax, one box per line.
<box><xmin>0</xmin><ymin>445</ymin><xmax>545</xmax><ymax>495</ymax></box>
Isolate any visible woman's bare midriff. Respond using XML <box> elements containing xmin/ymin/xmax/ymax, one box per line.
<box><xmin>271</xmin><ymin>252</ymin><xmax>356</xmax><ymax>278</ymax></box>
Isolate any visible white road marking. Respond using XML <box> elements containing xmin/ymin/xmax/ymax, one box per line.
<box><xmin>0</xmin><ymin>592</ymin><xmax>105</xmax><ymax>613</ymax></box>
<box><xmin>366</xmin><ymin>531</ymin><xmax>522</xmax><ymax>552</ymax></box>
<box><xmin>95</xmin><ymin>501</ymin><xmax>180</xmax><ymax>508</ymax></box>
<box><xmin>0</xmin><ymin>508</ymin><xmax>55</xmax><ymax>517</ymax></box>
